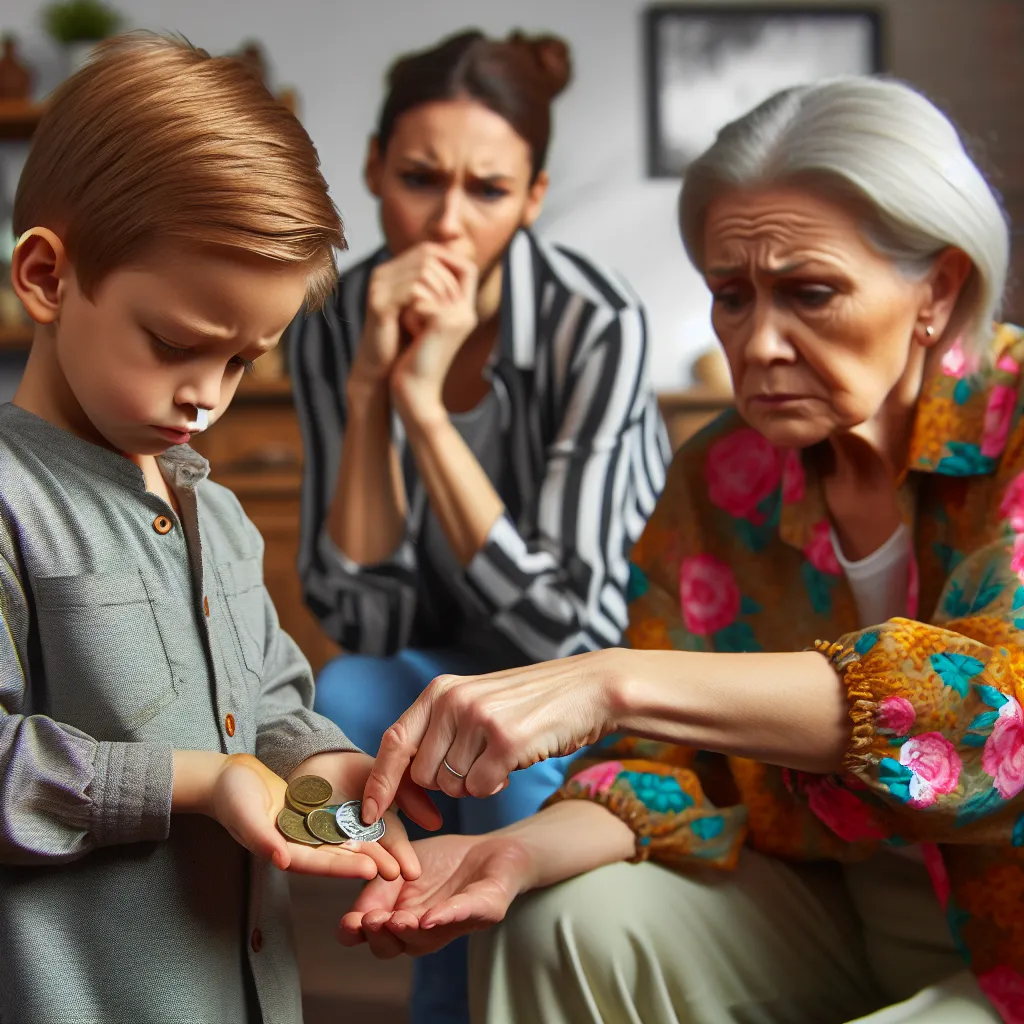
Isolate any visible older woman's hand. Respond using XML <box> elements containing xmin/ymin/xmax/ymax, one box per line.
<box><xmin>360</xmin><ymin>650</ymin><xmax>627</xmax><ymax>824</ymax></box>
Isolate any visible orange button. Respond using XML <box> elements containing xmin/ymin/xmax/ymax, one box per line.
<box><xmin>203</xmin><ymin>595</ymin><xmax>210</xmax><ymax>617</ymax></box>
<box><xmin>153</xmin><ymin>515</ymin><xmax>173</xmax><ymax>535</ymax></box>
<box><xmin>250</xmin><ymin>927</ymin><xmax>263</xmax><ymax>953</ymax></box>
<box><xmin>225</xmin><ymin>713</ymin><xmax>236</xmax><ymax>737</ymax></box>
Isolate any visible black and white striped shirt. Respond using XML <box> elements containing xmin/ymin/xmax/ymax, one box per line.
<box><xmin>290</xmin><ymin>229</ymin><xmax>670</xmax><ymax>662</ymax></box>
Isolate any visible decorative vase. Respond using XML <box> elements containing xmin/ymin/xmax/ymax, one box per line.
<box><xmin>65</xmin><ymin>40</ymin><xmax>97</xmax><ymax>75</ymax></box>
<box><xmin>0</xmin><ymin>36</ymin><xmax>33</xmax><ymax>100</ymax></box>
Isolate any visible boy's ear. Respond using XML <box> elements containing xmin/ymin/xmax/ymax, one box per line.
<box><xmin>11</xmin><ymin>228</ymin><xmax>68</xmax><ymax>325</ymax></box>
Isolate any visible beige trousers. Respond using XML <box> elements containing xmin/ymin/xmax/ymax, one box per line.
<box><xmin>469</xmin><ymin>850</ymin><xmax>999</xmax><ymax>1024</ymax></box>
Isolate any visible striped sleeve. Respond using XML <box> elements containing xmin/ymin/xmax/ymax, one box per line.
<box><xmin>289</xmin><ymin>260</ymin><xmax>420</xmax><ymax>656</ymax></box>
<box><xmin>465</xmin><ymin>254</ymin><xmax>670</xmax><ymax>660</ymax></box>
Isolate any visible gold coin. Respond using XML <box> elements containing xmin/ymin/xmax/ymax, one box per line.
<box><xmin>287</xmin><ymin>775</ymin><xmax>333</xmax><ymax>809</ymax></box>
<box><xmin>276</xmin><ymin>807</ymin><xmax>323</xmax><ymax>846</ymax></box>
<box><xmin>306</xmin><ymin>807</ymin><xmax>347</xmax><ymax>845</ymax></box>
<box><xmin>286</xmin><ymin>792</ymin><xmax>323</xmax><ymax>815</ymax></box>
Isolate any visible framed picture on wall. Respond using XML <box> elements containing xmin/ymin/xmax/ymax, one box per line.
<box><xmin>644</xmin><ymin>5</ymin><xmax>883</xmax><ymax>178</ymax></box>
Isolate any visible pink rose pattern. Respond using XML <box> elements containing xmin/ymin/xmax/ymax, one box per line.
<box><xmin>941</xmin><ymin>341</ymin><xmax>968</xmax><ymax>378</ymax></box>
<box><xmin>1001</xmin><ymin>472</ymin><xmax>1024</xmax><ymax>533</ymax></box>
<box><xmin>804</xmin><ymin>776</ymin><xmax>888</xmax><ymax>842</ymax></box>
<box><xmin>781</xmin><ymin>449</ymin><xmax>806</xmax><ymax>505</ymax></box>
<box><xmin>898</xmin><ymin>732</ymin><xmax>962</xmax><ymax>808</ymax></box>
<box><xmin>920</xmin><ymin>843</ymin><xmax>951</xmax><ymax>910</ymax></box>
<box><xmin>907</xmin><ymin>554</ymin><xmax>919</xmax><ymax>619</ymax></box>
<box><xmin>704</xmin><ymin>428</ymin><xmax>782</xmax><ymax>523</ymax></box>
<box><xmin>982</xmin><ymin>697</ymin><xmax>1024</xmax><ymax>800</ymax></box>
<box><xmin>877</xmin><ymin>695</ymin><xmax>916</xmax><ymax>736</ymax></box>
<box><xmin>978</xmin><ymin>965</ymin><xmax>1024</xmax><ymax>1023</ymax></box>
<box><xmin>571</xmin><ymin>761</ymin><xmax>625</xmax><ymax>797</ymax></box>
<box><xmin>803</xmin><ymin>520</ymin><xmax>843</xmax><ymax>576</ymax></box>
<box><xmin>679</xmin><ymin>555</ymin><xmax>740</xmax><ymax>635</ymax></box>
<box><xmin>983</xmin><ymin>384</ymin><xmax>1016</xmax><ymax>458</ymax></box>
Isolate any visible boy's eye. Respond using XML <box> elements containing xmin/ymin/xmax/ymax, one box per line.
<box><xmin>230</xmin><ymin>356</ymin><xmax>255</xmax><ymax>374</ymax></box>
<box><xmin>150</xmin><ymin>333</ymin><xmax>190</xmax><ymax>359</ymax></box>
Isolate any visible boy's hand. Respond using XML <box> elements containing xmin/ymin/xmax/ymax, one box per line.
<box><xmin>288</xmin><ymin>751</ymin><xmax>441</xmax><ymax>881</ymax></box>
<box><xmin>200</xmin><ymin>753</ymin><xmax>396</xmax><ymax>881</ymax></box>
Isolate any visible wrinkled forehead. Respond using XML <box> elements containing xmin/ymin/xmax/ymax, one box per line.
<box><xmin>703</xmin><ymin>187</ymin><xmax>876</xmax><ymax>273</ymax></box>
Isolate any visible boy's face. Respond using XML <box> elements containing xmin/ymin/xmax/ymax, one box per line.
<box><xmin>54</xmin><ymin>244</ymin><xmax>309</xmax><ymax>456</ymax></box>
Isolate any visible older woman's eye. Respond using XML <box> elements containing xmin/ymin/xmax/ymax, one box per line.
<box><xmin>712</xmin><ymin>288</ymin><xmax>747</xmax><ymax>313</ymax></box>
<box><xmin>791</xmin><ymin>286</ymin><xmax>836</xmax><ymax>308</ymax></box>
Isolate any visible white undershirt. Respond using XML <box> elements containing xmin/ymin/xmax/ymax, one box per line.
<box><xmin>830</xmin><ymin>521</ymin><xmax>912</xmax><ymax>628</ymax></box>
<box><xmin>830</xmin><ymin>522</ymin><xmax>922</xmax><ymax>861</ymax></box>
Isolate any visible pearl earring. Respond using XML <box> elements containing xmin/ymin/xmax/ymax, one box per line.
<box><xmin>924</xmin><ymin>325</ymin><xmax>935</xmax><ymax>338</ymax></box>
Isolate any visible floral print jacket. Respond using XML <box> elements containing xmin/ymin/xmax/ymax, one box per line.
<box><xmin>549</xmin><ymin>324</ymin><xmax>1024</xmax><ymax>1022</ymax></box>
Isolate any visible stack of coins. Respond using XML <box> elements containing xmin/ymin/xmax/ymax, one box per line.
<box><xmin>276</xmin><ymin>774</ymin><xmax>386</xmax><ymax>848</ymax></box>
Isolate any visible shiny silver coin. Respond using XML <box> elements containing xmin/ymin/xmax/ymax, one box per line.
<box><xmin>335</xmin><ymin>800</ymin><xmax>386</xmax><ymax>843</ymax></box>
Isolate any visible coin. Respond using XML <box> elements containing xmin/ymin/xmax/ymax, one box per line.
<box><xmin>335</xmin><ymin>800</ymin><xmax>386</xmax><ymax>843</ymax></box>
<box><xmin>276</xmin><ymin>807</ymin><xmax>323</xmax><ymax>847</ymax></box>
<box><xmin>306</xmin><ymin>807</ymin><xmax>348</xmax><ymax>845</ymax></box>
<box><xmin>287</xmin><ymin>775</ymin><xmax>333</xmax><ymax>809</ymax></box>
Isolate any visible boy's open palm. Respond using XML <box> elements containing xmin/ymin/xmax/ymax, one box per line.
<box><xmin>209</xmin><ymin>753</ymin><xmax>436</xmax><ymax>882</ymax></box>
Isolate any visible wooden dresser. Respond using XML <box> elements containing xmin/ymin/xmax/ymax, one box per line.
<box><xmin>192</xmin><ymin>374</ymin><xmax>732</xmax><ymax>674</ymax></box>
<box><xmin>189</xmin><ymin>375</ymin><xmax>341</xmax><ymax>674</ymax></box>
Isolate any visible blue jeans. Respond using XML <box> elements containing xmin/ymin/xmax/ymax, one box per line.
<box><xmin>314</xmin><ymin>648</ymin><xmax>585</xmax><ymax>1024</ymax></box>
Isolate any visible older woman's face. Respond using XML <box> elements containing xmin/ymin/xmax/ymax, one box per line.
<box><xmin>704</xmin><ymin>188</ymin><xmax>930</xmax><ymax>449</ymax></box>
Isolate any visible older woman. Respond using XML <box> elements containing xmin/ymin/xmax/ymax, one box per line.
<box><xmin>344</xmin><ymin>77</ymin><xmax>1022</xmax><ymax>1023</ymax></box>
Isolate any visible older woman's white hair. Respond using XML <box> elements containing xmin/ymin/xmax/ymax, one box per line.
<box><xmin>679</xmin><ymin>77</ymin><xmax>1010</xmax><ymax>357</ymax></box>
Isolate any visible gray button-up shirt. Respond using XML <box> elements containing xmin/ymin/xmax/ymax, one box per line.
<box><xmin>0</xmin><ymin>403</ymin><xmax>357</xmax><ymax>1024</ymax></box>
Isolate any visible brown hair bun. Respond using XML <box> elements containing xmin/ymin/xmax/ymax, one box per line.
<box><xmin>508</xmin><ymin>32</ymin><xmax>572</xmax><ymax>98</ymax></box>
<box><xmin>377</xmin><ymin>28</ymin><xmax>574</xmax><ymax>179</ymax></box>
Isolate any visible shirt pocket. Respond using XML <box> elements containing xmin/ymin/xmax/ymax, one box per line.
<box><xmin>33</xmin><ymin>568</ymin><xmax>178</xmax><ymax>736</ymax></box>
<box><xmin>216</xmin><ymin>557</ymin><xmax>267</xmax><ymax>678</ymax></box>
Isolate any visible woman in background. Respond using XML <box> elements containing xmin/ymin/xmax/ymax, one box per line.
<box><xmin>289</xmin><ymin>28</ymin><xmax>668</xmax><ymax>1024</ymax></box>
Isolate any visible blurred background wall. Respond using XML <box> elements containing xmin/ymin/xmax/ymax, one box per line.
<box><xmin>1</xmin><ymin>0</ymin><xmax>1021</xmax><ymax>401</ymax></box>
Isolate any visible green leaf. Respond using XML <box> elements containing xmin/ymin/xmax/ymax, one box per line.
<box><xmin>1013</xmin><ymin>813</ymin><xmax>1024</xmax><ymax>848</ymax></box>
<box><xmin>975</xmin><ymin>684</ymin><xmax>1008</xmax><ymax>710</ymax></box>
<box><xmin>953</xmin><ymin>378</ymin><xmax>973</xmax><ymax>405</ymax></box>
<box><xmin>855</xmin><ymin>631</ymin><xmax>879</xmax><ymax>656</ymax></box>
<box><xmin>713</xmin><ymin>621</ymin><xmax>762</xmax><ymax>653</ymax></box>
<box><xmin>626</xmin><ymin>563</ymin><xmax>649</xmax><ymax>602</ymax></box>
<box><xmin>740</xmin><ymin>595</ymin><xmax>762</xmax><ymax>616</ymax></box>
<box><xmin>1014</xmin><ymin>585</ymin><xmax>1024</xmax><ymax>612</ymax></box>
<box><xmin>929</xmin><ymin>652</ymin><xmax>985</xmax><ymax>698</ymax></box>
<box><xmin>942</xmin><ymin>581</ymin><xmax>972</xmax><ymax>619</ymax></box>
<box><xmin>879</xmin><ymin>757</ymin><xmax>914</xmax><ymax>802</ymax></box>
<box><xmin>956</xmin><ymin>788</ymin><xmax>1005</xmax><ymax>827</ymax></box>
<box><xmin>733</xmin><ymin>518</ymin><xmax>768</xmax><ymax>553</ymax></box>
<box><xmin>968</xmin><ymin>710</ymin><xmax>1001</xmax><ymax>732</ymax></box>
<box><xmin>801</xmin><ymin>561</ymin><xmax>835</xmax><ymax>616</ymax></box>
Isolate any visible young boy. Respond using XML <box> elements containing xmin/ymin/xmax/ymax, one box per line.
<box><xmin>0</xmin><ymin>33</ymin><xmax>435</xmax><ymax>1024</ymax></box>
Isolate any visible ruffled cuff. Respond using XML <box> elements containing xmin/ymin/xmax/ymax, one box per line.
<box><xmin>543</xmin><ymin>757</ymin><xmax>748</xmax><ymax>870</ymax></box>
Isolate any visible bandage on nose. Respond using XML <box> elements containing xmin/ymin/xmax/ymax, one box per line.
<box><xmin>187</xmin><ymin>408</ymin><xmax>209</xmax><ymax>432</ymax></box>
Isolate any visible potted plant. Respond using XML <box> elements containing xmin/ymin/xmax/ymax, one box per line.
<box><xmin>43</xmin><ymin>0</ymin><xmax>122</xmax><ymax>74</ymax></box>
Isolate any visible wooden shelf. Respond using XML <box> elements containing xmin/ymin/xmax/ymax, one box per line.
<box><xmin>0</xmin><ymin>324</ymin><xmax>32</xmax><ymax>351</ymax></box>
<box><xmin>0</xmin><ymin>99</ymin><xmax>46</xmax><ymax>141</ymax></box>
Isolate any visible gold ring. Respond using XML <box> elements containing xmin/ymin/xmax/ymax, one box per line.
<box><xmin>442</xmin><ymin>757</ymin><xmax>466</xmax><ymax>779</ymax></box>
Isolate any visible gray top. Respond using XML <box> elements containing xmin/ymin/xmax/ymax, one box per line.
<box><xmin>416</xmin><ymin>387</ymin><xmax>520</xmax><ymax>665</ymax></box>
<box><xmin>0</xmin><ymin>403</ymin><xmax>357</xmax><ymax>1024</ymax></box>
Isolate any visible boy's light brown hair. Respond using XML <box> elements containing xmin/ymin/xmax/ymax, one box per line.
<box><xmin>14</xmin><ymin>32</ymin><xmax>345</xmax><ymax>309</ymax></box>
